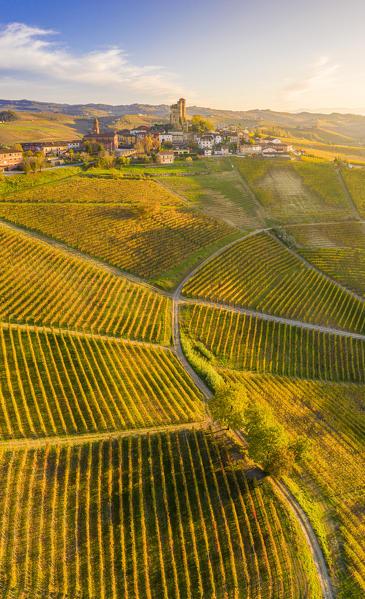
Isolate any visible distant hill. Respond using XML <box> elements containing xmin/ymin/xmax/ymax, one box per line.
<box><xmin>2</xmin><ymin>98</ymin><xmax>365</xmax><ymax>149</ymax></box>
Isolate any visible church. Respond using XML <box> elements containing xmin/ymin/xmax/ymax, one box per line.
<box><xmin>83</xmin><ymin>118</ymin><xmax>119</xmax><ymax>152</ymax></box>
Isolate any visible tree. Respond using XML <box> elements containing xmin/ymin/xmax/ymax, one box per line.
<box><xmin>245</xmin><ymin>404</ymin><xmax>288</xmax><ymax>467</ymax></box>
<box><xmin>208</xmin><ymin>383</ymin><xmax>248</xmax><ymax>430</ymax></box>
<box><xmin>190</xmin><ymin>115</ymin><xmax>213</xmax><ymax>133</ymax></box>
<box><xmin>12</xmin><ymin>143</ymin><xmax>23</xmax><ymax>152</ymax></box>
<box><xmin>0</xmin><ymin>110</ymin><xmax>17</xmax><ymax>122</ymax></box>
<box><xmin>289</xmin><ymin>437</ymin><xmax>313</xmax><ymax>464</ymax></box>
<box><xmin>264</xmin><ymin>446</ymin><xmax>295</xmax><ymax>477</ymax></box>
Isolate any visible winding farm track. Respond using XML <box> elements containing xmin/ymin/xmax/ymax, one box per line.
<box><xmin>274</xmin><ymin>481</ymin><xmax>334</xmax><ymax>599</ymax></box>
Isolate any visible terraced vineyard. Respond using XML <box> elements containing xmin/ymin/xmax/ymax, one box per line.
<box><xmin>0</xmin><ymin>224</ymin><xmax>171</xmax><ymax>343</ymax></box>
<box><xmin>234</xmin><ymin>158</ymin><xmax>353</xmax><ymax>223</ymax></box>
<box><xmin>300</xmin><ymin>248</ymin><xmax>365</xmax><ymax>297</ymax></box>
<box><xmin>183</xmin><ymin>232</ymin><xmax>365</xmax><ymax>334</ymax></box>
<box><xmin>181</xmin><ymin>303</ymin><xmax>365</xmax><ymax>382</ymax></box>
<box><xmin>0</xmin><ymin>325</ymin><xmax>203</xmax><ymax>439</ymax></box>
<box><xmin>221</xmin><ymin>371</ymin><xmax>365</xmax><ymax>597</ymax></box>
<box><xmin>0</xmin><ymin>431</ymin><xmax>320</xmax><ymax>599</ymax></box>
<box><xmin>0</xmin><ymin>201</ymin><xmax>234</xmax><ymax>282</ymax></box>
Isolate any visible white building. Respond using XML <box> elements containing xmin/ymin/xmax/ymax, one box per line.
<box><xmin>159</xmin><ymin>133</ymin><xmax>173</xmax><ymax>144</ymax></box>
<box><xmin>197</xmin><ymin>135</ymin><xmax>215</xmax><ymax>149</ymax></box>
<box><xmin>239</xmin><ymin>145</ymin><xmax>262</xmax><ymax>155</ymax></box>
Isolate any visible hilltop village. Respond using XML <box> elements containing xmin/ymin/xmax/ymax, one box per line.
<box><xmin>0</xmin><ymin>98</ymin><xmax>301</xmax><ymax>171</ymax></box>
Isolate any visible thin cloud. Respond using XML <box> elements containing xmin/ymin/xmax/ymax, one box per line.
<box><xmin>0</xmin><ymin>22</ymin><xmax>187</xmax><ymax>101</ymax></box>
<box><xmin>283</xmin><ymin>56</ymin><xmax>340</xmax><ymax>100</ymax></box>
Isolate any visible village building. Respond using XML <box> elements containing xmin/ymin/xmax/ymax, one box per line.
<box><xmin>0</xmin><ymin>149</ymin><xmax>23</xmax><ymax>171</ymax></box>
<box><xmin>118</xmin><ymin>130</ymin><xmax>137</xmax><ymax>146</ymax></box>
<box><xmin>238</xmin><ymin>144</ymin><xmax>262</xmax><ymax>155</ymax></box>
<box><xmin>159</xmin><ymin>133</ymin><xmax>173</xmax><ymax>144</ymax></box>
<box><xmin>67</xmin><ymin>140</ymin><xmax>82</xmax><ymax>150</ymax></box>
<box><xmin>115</xmin><ymin>148</ymin><xmax>137</xmax><ymax>158</ymax></box>
<box><xmin>197</xmin><ymin>135</ymin><xmax>215</xmax><ymax>149</ymax></box>
<box><xmin>157</xmin><ymin>150</ymin><xmax>175</xmax><ymax>164</ymax></box>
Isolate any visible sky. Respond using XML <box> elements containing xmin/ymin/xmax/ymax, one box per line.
<box><xmin>0</xmin><ymin>0</ymin><xmax>365</xmax><ymax>113</ymax></box>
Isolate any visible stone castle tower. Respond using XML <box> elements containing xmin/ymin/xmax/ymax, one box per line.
<box><xmin>170</xmin><ymin>98</ymin><xmax>186</xmax><ymax>130</ymax></box>
<box><xmin>92</xmin><ymin>117</ymin><xmax>100</xmax><ymax>135</ymax></box>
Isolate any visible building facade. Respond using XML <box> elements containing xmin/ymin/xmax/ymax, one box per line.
<box><xmin>0</xmin><ymin>150</ymin><xmax>23</xmax><ymax>171</ymax></box>
<box><xmin>83</xmin><ymin>131</ymin><xmax>119</xmax><ymax>152</ymax></box>
<box><xmin>157</xmin><ymin>150</ymin><xmax>175</xmax><ymax>164</ymax></box>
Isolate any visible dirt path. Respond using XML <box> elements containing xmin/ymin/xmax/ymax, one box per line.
<box><xmin>0</xmin><ymin>218</ymin><xmax>172</xmax><ymax>298</ymax></box>
<box><xmin>1</xmin><ymin>321</ymin><xmax>171</xmax><ymax>350</ymax></box>
<box><xmin>274</xmin><ymin>480</ymin><xmax>335</xmax><ymax>599</ymax></box>
<box><xmin>0</xmin><ymin>419</ymin><xmax>210</xmax><ymax>451</ymax></box>
<box><xmin>179</xmin><ymin>297</ymin><xmax>365</xmax><ymax>340</ymax></box>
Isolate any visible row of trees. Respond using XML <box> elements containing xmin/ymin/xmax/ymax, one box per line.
<box><xmin>209</xmin><ymin>383</ymin><xmax>312</xmax><ymax>477</ymax></box>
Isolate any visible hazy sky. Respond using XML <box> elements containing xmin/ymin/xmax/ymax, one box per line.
<box><xmin>1</xmin><ymin>0</ymin><xmax>365</xmax><ymax>113</ymax></box>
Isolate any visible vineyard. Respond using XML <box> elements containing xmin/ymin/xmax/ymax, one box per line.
<box><xmin>300</xmin><ymin>248</ymin><xmax>365</xmax><ymax>297</ymax></box>
<box><xmin>182</xmin><ymin>232</ymin><xmax>365</xmax><ymax>334</ymax></box>
<box><xmin>234</xmin><ymin>158</ymin><xmax>353</xmax><ymax>223</ymax></box>
<box><xmin>340</xmin><ymin>166</ymin><xmax>365</xmax><ymax>217</ymax></box>
<box><xmin>0</xmin><ymin>324</ymin><xmax>203</xmax><ymax>439</ymax></box>
<box><xmin>3</xmin><ymin>175</ymin><xmax>178</xmax><ymax>204</ymax></box>
<box><xmin>158</xmin><ymin>167</ymin><xmax>263</xmax><ymax>230</ymax></box>
<box><xmin>0</xmin><ymin>201</ymin><xmax>233</xmax><ymax>282</ymax></box>
<box><xmin>0</xmin><ymin>431</ymin><xmax>320</xmax><ymax>599</ymax></box>
<box><xmin>221</xmin><ymin>370</ymin><xmax>365</xmax><ymax>597</ymax></box>
<box><xmin>0</xmin><ymin>224</ymin><xmax>171</xmax><ymax>344</ymax></box>
<box><xmin>283</xmin><ymin>221</ymin><xmax>365</xmax><ymax>249</ymax></box>
<box><xmin>181</xmin><ymin>303</ymin><xmax>365</xmax><ymax>382</ymax></box>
